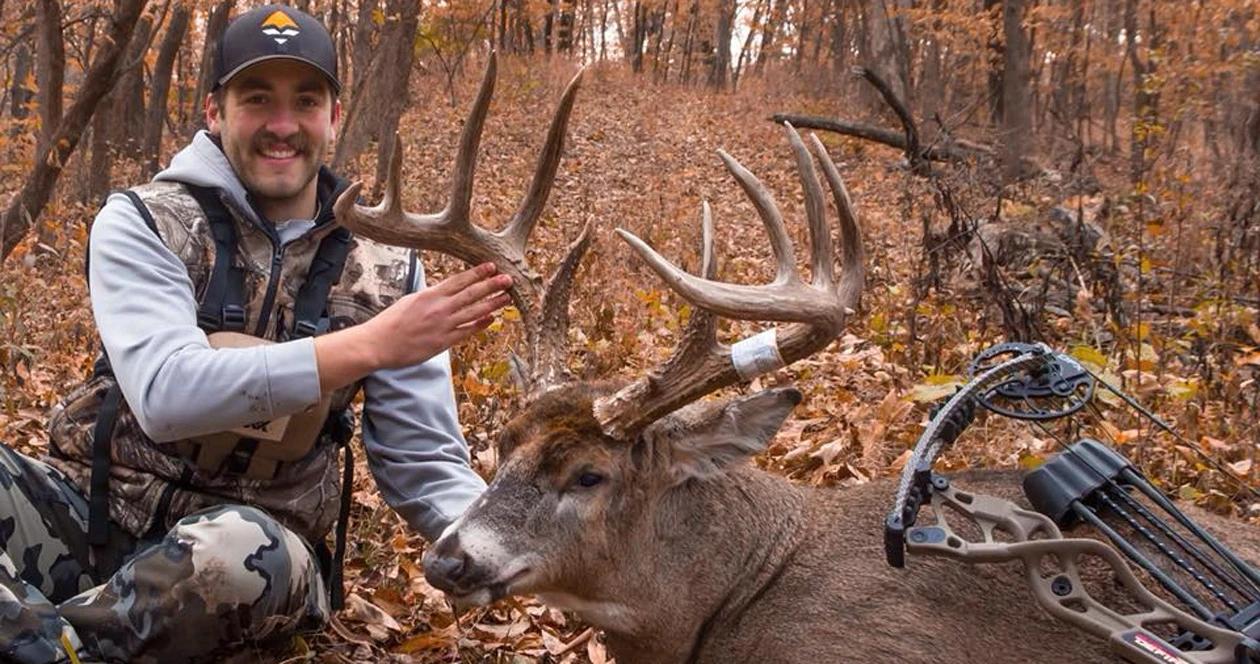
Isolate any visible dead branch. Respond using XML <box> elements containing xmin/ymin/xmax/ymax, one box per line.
<box><xmin>770</xmin><ymin>112</ymin><xmax>992</xmax><ymax>165</ymax></box>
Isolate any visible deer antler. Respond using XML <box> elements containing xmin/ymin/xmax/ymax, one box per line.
<box><xmin>593</xmin><ymin>124</ymin><xmax>865</xmax><ymax>439</ymax></box>
<box><xmin>332</xmin><ymin>53</ymin><xmax>589</xmax><ymax>394</ymax></box>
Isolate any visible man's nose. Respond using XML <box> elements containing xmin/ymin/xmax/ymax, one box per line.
<box><xmin>262</xmin><ymin>108</ymin><xmax>300</xmax><ymax>139</ymax></box>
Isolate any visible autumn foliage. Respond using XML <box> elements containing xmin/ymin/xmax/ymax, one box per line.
<box><xmin>0</xmin><ymin>0</ymin><xmax>1257</xmax><ymax>661</ymax></box>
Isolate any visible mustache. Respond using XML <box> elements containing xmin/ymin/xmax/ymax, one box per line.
<box><xmin>252</xmin><ymin>132</ymin><xmax>307</xmax><ymax>153</ymax></box>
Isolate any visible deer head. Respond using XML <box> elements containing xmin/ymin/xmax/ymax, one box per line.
<box><xmin>333</xmin><ymin>54</ymin><xmax>865</xmax><ymax>624</ymax></box>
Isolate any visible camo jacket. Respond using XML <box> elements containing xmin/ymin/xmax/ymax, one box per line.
<box><xmin>45</xmin><ymin>180</ymin><xmax>414</xmax><ymax>543</ymax></box>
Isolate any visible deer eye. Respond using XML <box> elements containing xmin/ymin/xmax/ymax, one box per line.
<box><xmin>575</xmin><ymin>472</ymin><xmax>604</xmax><ymax>488</ymax></box>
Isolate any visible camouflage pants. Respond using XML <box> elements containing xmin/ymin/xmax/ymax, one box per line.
<box><xmin>0</xmin><ymin>444</ymin><xmax>329</xmax><ymax>663</ymax></box>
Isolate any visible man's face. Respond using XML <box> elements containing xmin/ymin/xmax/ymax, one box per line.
<box><xmin>206</xmin><ymin>59</ymin><xmax>340</xmax><ymax>215</ymax></box>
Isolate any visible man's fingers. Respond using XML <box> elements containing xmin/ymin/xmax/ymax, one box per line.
<box><xmin>445</xmin><ymin>314</ymin><xmax>496</xmax><ymax>347</ymax></box>
<box><xmin>429</xmin><ymin>262</ymin><xmax>499</xmax><ymax>296</ymax></box>
<box><xmin>449</xmin><ymin>273</ymin><xmax>513</xmax><ymax>309</ymax></box>
<box><xmin>450</xmin><ymin>292</ymin><xmax>511</xmax><ymax>327</ymax></box>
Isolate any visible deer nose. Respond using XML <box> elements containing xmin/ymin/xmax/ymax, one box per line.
<box><xmin>423</xmin><ymin>533</ymin><xmax>470</xmax><ymax>590</ymax></box>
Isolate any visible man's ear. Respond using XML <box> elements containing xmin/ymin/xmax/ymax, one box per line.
<box><xmin>205</xmin><ymin>92</ymin><xmax>222</xmax><ymax>134</ymax></box>
<box><xmin>329</xmin><ymin>98</ymin><xmax>342</xmax><ymax>140</ymax></box>
<box><xmin>645</xmin><ymin>388</ymin><xmax>802</xmax><ymax>485</ymax></box>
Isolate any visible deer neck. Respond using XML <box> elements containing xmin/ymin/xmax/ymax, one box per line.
<box><xmin>600</xmin><ymin>466</ymin><xmax>807</xmax><ymax>663</ymax></box>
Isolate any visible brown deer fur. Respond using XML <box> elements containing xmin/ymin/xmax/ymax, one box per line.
<box><xmin>424</xmin><ymin>383</ymin><xmax>1260</xmax><ymax>663</ymax></box>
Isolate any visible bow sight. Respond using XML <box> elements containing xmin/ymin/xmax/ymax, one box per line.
<box><xmin>883</xmin><ymin>342</ymin><xmax>1260</xmax><ymax>664</ymax></box>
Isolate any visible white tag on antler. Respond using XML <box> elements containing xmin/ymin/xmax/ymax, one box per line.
<box><xmin>731</xmin><ymin>329</ymin><xmax>786</xmax><ymax>380</ymax></box>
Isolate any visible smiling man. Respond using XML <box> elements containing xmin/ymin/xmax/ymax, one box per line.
<box><xmin>0</xmin><ymin>5</ymin><xmax>505</xmax><ymax>663</ymax></box>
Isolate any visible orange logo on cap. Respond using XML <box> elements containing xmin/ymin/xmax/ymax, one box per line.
<box><xmin>260</xmin><ymin>10</ymin><xmax>300</xmax><ymax>44</ymax></box>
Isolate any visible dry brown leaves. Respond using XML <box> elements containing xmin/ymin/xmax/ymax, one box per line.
<box><xmin>1</xmin><ymin>54</ymin><xmax>1257</xmax><ymax>662</ymax></box>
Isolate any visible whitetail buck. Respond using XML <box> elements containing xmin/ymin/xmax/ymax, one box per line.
<box><xmin>335</xmin><ymin>56</ymin><xmax>1260</xmax><ymax>663</ymax></box>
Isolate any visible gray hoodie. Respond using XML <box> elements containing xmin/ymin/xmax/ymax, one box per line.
<box><xmin>88</xmin><ymin>130</ymin><xmax>486</xmax><ymax>541</ymax></box>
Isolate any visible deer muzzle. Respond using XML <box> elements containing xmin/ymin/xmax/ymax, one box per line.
<box><xmin>422</xmin><ymin>523</ymin><xmax>536</xmax><ymax>608</ymax></box>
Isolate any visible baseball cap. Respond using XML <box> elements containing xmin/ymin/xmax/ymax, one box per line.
<box><xmin>212</xmin><ymin>4</ymin><xmax>341</xmax><ymax>94</ymax></box>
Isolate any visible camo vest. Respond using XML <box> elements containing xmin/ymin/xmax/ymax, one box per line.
<box><xmin>45</xmin><ymin>180</ymin><xmax>415</xmax><ymax>544</ymax></box>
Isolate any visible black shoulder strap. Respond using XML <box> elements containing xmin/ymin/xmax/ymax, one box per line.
<box><xmin>87</xmin><ymin>384</ymin><xmax>123</xmax><ymax>546</ymax></box>
<box><xmin>290</xmin><ymin>227</ymin><xmax>353</xmax><ymax>338</ymax></box>
<box><xmin>85</xmin><ymin>190</ymin><xmax>162</xmax><ymax>281</ymax></box>
<box><xmin>185</xmin><ymin>185</ymin><xmax>247</xmax><ymax>333</ymax></box>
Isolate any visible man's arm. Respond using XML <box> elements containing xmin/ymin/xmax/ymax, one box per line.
<box><xmin>91</xmin><ymin>194</ymin><xmax>323</xmax><ymax>442</ymax></box>
<box><xmin>92</xmin><ymin>194</ymin><xmax>511</xmax><ymax>444</ymax></box>
<box><xmin>360</xmin><ymin>257</ymin><xmax>488</xmax><ymax>541</ymax></box>
<box><xmin>361</xmin><ymin>353</ymin><xmax>486</xmax><ymax>541</ymax></box>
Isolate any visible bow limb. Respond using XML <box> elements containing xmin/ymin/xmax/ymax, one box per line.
<box><xmin>907</xmin><ymin>483</ymin><xmax>1252</xmax><ymax>664</ymax></box>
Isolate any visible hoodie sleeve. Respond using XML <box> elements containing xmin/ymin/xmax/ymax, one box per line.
<box><xmin>361</xmin><ymin>256</ymin><xmax>487</xmax><ymax>541</ymax></box>
<box><xmin>90</xmin><ymin>193</ymin><xmax>323</xmax><ymax>442</ymax></box>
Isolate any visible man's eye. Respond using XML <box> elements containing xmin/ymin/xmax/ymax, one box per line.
<box><xmin>575</xmin><ymin>472</ymin><xmax>604</xmax><ymax>488</ymax></box>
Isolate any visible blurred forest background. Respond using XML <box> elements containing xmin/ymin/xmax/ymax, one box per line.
<box><xmin>0</xmin><ymin>0</ymin><xmax>1257</xmax><ymax>661</ymax></box>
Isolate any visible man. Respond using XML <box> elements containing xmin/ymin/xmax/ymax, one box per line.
<box><xmin>0</xmin><ymin>5</ymin><xmax>507</xmax><ymax>662</ymax></box>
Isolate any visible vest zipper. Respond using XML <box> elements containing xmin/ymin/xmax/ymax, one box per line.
<box><xmin>254</xmin><ymin>247</ymin><xmax>285</xmax><ymax>336</ymax></box>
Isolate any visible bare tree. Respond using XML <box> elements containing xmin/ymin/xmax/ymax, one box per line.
<box><xmin>9</xmin><ymin>43</ymin><xmax>32</xmax><ymax>121</ymax></box>
<box><xmin>332</xmin><ymin>0</ymin><xmax>420</xmax><ymax>190</ymax></box>
<box><xmin>349</xmin><ymin>0</ymin><xmax>378</xmax><ymax>95</ymax></box>
<box><xmin>144</xmin><ymin>2</ymin><xmax>191</xmax><ymax>177</ymax></box>
<box><xmin>114</xmin><ymin>14</ymin><xmax>154</xmax><ymax>159</ymax></box>
<box><xmin>1000</xmin><ymin>0</ymin><xmax>1034</xmax><ymax>181</ymax></box>
<box><xmin>863</xmin><ymin>0</ymin><xmax>909</xmax><ymax>104</ymax></box>
<box><xmin>191</xmin><ymin>0</ymin><xmax>234</xmax><ymax>133</ymax></box>
<box><xmin>709</xmin><ymin>0</ymin><xmax>735</xmax><ymax>89</ymax></box>
<box><xmin>35</xmin><ymin>0</ymin><xmax>65</xmax><ymax>158</ymax></box>
<box><xmin>1</xmin><ymin>0</ymin><xmax>149</xmax><ymax>258</ymax></box>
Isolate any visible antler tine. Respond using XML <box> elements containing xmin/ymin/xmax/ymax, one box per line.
<box><xmin>809</xmin><ymin>133</ymin><xmax>864</xmax><ymax>309</ymax></box>
<box><xmin>593</xmin><ymin>136</ymin><xmax>865</xmax><ymax>439</ymax></box>
<box><xmin>332</xmin><ymin>53</ymin><xmax>593</xmax><ymax>393</ymax></box>
<box><xmin>533</xmin><ymin>218</ymin><xmax>594</xmax><ymax>391</ymax></box>
<box><xmin>444</xmin><ymin>52</ymin><xmax>498</xmax><ymax>228</ymax></box>
<box><xmin>788</xmin><ymin>124</ymin><xmax>835</xmax><ymax>289</ymax></box>
<box><xmin>499</xmin><ymin>68</ymin><xmax>585</xmax><ymax>256</ymax></box>
<box><xmin>716</xmin><ymin>150</ymin><xmax>799</xmax><ymax>286</ymax></box>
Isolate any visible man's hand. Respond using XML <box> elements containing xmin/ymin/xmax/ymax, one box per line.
<box><xmin>314</xmin><ymin>263</ymin><xmax>512</xmax><ymax>393</ymax></box>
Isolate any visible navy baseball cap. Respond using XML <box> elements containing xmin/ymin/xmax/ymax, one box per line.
<box><xmin>212</xmin><ymin>4</ymin><xmax>341</xmax><ymax>94</ymax></box>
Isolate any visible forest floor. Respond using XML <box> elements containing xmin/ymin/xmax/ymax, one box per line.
<box><xmin>0</xmin><ymin>56</ymin><xmax>1257</xmax><ymax>662</ymax></box>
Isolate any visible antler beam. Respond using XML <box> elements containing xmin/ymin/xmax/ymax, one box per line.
<box><xmin>593</xmin><ymin>125</ymin><xmax>865</xmax><ymax>439</ymax></box>
<box><xmin>332</xmin><ymin>53</ymin><xmax>588</xmax><ymax>393</ymax></box>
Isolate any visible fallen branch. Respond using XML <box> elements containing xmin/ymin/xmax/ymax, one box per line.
<box><xmin>770</xmin><ymin>113</ymin><xmax>993</xmax><ymax>165</ymax></box>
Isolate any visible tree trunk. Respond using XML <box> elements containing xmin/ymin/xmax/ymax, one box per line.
<box><xmin>1</xmin><ymin>0</ymin><xmax>148</xmax><ymax>259</ymax></box>
<box><xmin>864</xmin><ymin>0</ymin><xmax>908</xmax><ymax>105</ymax></box>
<box><xmin>144</xmin><ymin>3</ymin><xmax>191</xmax><ymax>178</ymax></box>
<box><xmin>193</xmin><ymin>0</ymin><xmax>234</xmax><ymax>133</ymax></box>
<box><xmin>795</xmin><ymin>0</ymin><xmax>811</xmax><ymax>71</ymax></box>
<box><xmin>332</xmin><ymin>0</ymin><xmax>420</xmax><ymax>186</ymax></box>
<box><xmin>114</xmin><ymin>15</ymin><xmax>153</xmax><ymax>160</ymax></box>
<box><xmin>680</xmin><ymin>0</ymin><xmax>697</xmax><ymax>84</ymax></box>
<box><xmin>1000</xmin><ymin>0</ymin><xmax>1033</xmax><ymax>181</ymax></box>
<box><xmin>1125</xmin><ymin>0</ymin><xmax>1159</xmax><ymax>185</ymax></box>
<box><xmin>828</xmin><ymin>0</ymin><xmax>848</xmax><ymax>77</ymax></box>
<box><xmin>709</xmin><ymin>0</ymin><xmax>735</xmax><ymax>89</ymax></box>
<box><xmin>35</xmin><ymin>0</ymin><xmax>65</xmax><ymax>158</ymax></box>
<box><xmin>984</xmin><ymin>0</ymin><xmax>1003</xmax><ymax>126</ymax></box>
<box><xmin>755</xmin><ymin>0</ymin><xmax>781</xmax><ymax>73</ymax></box>
<box><xmin>544</xmin><ymin>0</ymin><xmax>556</xmax><ymax>54</ymax></box>
<box><xmin>733</xmin><ymin>0</ymin><xmax>765</xmax><ymax>87</ymax></box>
<box><xmin>351</xmin><ymin>0</ymin><xmax>379</xmax><ymax>94</ymax></box>
<box><xmin>9</xmin><ymin>43</ymin><xmax>32</xmax><ymax>120</ymax></box>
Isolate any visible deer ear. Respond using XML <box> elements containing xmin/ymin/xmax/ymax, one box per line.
<box><xmin>647</xmin><ymin>388</ymin><xmax>802</xmax><ymax>485</ymax></box>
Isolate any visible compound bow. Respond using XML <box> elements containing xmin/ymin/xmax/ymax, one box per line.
<box><xmin>884</xmin><ymin>342</ymin><xmax>1260</xmax><ymax>664</ymax></box>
